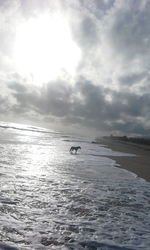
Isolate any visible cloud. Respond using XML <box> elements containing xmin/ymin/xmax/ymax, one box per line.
<box><xmin>0</xmin><ymin>94</ymin><xmax>9</xmax><ymax>113</ymax></box>
<box><xmin>6</xmin><ymin>76</ymin><xmax>150</xmax><ymax>135</ymax></box>
<box><xmin>73</xmin><ymin>0</ymin><xmax>150</xmax><ymax>89</ymax></box>
<box><xmin>0</xmin><ymin>0</ymin><xmax>150</xmax><ymax>136</ymax></box>
<box><xmin>75</xmin><ymin>16</ymin><xmax>98</xmax><ymax>49</ymax></box>
<box><xmin>100</xmin><ymin>0</ymin><xmax>150</xmax><ymax>74</ymax></box>
<box><xmin>9</xmin><ymin>80</ymin><xmax>72</xmax><ymax>116</ymax></box>
<box><xmin>118</xmin><ymin>72</ymin><xmax>147</xmax><ymax>86</ymax></box>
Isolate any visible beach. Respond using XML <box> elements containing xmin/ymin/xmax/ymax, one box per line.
<box><xmin>0</xmin><ymin>123</ymin><xmax>150</xmax><ymax>249</ymax></box>
<box><xmin>98</xmin><ymin>137</ymin><xmax>150</xmax><ymax>182</ymax></box>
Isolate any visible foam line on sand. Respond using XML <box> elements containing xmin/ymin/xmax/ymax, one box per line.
<box><xmin>98</xmin><ymin>138</ymin><xmax>150</xmax><ymax>182</ymax></box>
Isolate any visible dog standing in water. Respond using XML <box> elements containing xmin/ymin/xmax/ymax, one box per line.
<box><xmin>70</xmin><ymin>146</ymin><xmax>81</xmax><ymax>154</ymax></box>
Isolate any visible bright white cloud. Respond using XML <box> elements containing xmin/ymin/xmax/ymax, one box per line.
<box><xmin>0</xmin><ymin>0</ymin><xmax>150</xmax><ymax>136</ymax></box>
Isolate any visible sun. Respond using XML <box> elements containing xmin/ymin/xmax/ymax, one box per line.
<box><xmin>14</xmin><ymin>14</ymin><xmax>81</xmax><ymax>85</ymax></box>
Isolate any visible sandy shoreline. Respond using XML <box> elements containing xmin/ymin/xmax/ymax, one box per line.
<box><xmin>97</xmin><ymin>138</ymin><xmax>150</xmax><ymax>182</ymax></box>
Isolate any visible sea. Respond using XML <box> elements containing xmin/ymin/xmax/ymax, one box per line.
<box><xmin>0</xmin><ymin>122</ymin><xmax>149</xmax><ymax>250</ymax></box>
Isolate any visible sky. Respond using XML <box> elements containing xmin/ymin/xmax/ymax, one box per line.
<box><xmin>0</xmin><ymin>0</ymin><xmax>150</xmax><ymax>136</ymax></box>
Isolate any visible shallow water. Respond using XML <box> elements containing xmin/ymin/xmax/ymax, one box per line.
<box><xmin>0</xmin><ymin>122</ymin><xmax>150</xmax><ymax>249</ymax></box>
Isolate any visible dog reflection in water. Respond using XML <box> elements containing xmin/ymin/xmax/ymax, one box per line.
<box><xmin>70</xmin><ymin>146</ymin><xmax>81</xmax><ymax>154</ymax></box>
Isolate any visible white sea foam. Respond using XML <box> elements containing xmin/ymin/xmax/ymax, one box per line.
<box><xmin>0</xmin><ymin>122</ymin><xmax>150</xmax><ymax>250</ymax></box>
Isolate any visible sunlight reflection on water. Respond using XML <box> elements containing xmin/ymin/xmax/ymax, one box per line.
<box><xmin>0</xmin><ymin>126</ymin><xmax>150</xmax><ymax>250</ymax></box>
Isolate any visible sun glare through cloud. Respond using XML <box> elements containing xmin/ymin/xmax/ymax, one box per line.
<box><xmin>1</xmin><ymin>0</ymin><xmax>150</xmax><ymax>137</ymax></box>
<box><xmin>14</xmin><ymin>14</ymin><xmax>81</xmax><ymax>85</ymax></box>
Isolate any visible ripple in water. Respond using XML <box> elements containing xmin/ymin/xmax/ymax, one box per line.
<box><xmin>0</xmin><ymin>123</ymin><xmax>150</xmax><ymax>249</ymax></box>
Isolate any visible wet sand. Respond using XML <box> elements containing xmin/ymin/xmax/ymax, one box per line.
<box><xmin>98</xmin><ymin>138</ymin><xmax>150</xmax><ymax>182</ymax></box>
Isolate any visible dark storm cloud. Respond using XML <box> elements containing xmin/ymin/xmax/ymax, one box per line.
<box><xmin>0</xmin><ymin>95</ymin><xmax>11</xmax><ymax>118</ymax></box>
<box><xmin>9</xmin><ymin>81</ymin><xmax>72</xmax><ymax>117</ymax></box>
<box><xmin>40</xmin><ymin>82</ymin><xmax>72</xmax><ymax>117</ymax></box>
<box><xmin>9</xmin><ymin>82</ymin><xmax>27</xmax><ymax>92</ymax></box>
<box><xmin>71</xmin><ymin>81</ymin><xmax>150</xmax><ymax>134</ymax></box>
<box><xmin>1</xmin><ymin>0</ymin><xmax>150</xmax><ymax>136</ymax></box>
<box><xmin>72</xmin><ymin>80</ymin><xmax>105</xmax><ymax>118</ymax></box>
<box><xmin>108</xmin><ymin>91</ymin><xmax>150</xmax><ymax>118</ymax></box>
<box><xmin>76</xmin><ymin>17</ymin><xmax>98</xmax><ymax>48</ymax></box>
<box><xmin>0</xmin><ymin>0</ymin><xmax>13</xmax><ymax>9</ymax></box>
<box><xmin>0</xmin><ymin>95</ymin><xmax>9</xmax><ymax>113</ymax></box>
<box><xmin>8</xmin><ymin>78</ymin><xmax>150</xmax><ymax>135</ymax></box>
<box><xmin>118</xmin><ymin>72</ymin><xmax>147</xmax><ymax>86</ymax></box>
<box><xmin>95</xmin><ymin>0</ymin><xmax>115</xmax><ymax>12</ymax></box>
<box><xmin>104</xmin><ymin>0</ymin><xmax>150</xmax><ymax>65</ymax></box>
<box><xmin>111</xmin><ymin>120</ymin><xmax>149</xmax><ymax>136</ymax></box>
